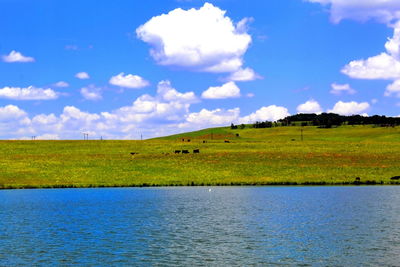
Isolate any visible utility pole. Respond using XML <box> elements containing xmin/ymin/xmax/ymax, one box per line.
<box><xmin>141</xmin><ymin>133</ymin><xmax>143</xmax><ymax>140</ymax></box>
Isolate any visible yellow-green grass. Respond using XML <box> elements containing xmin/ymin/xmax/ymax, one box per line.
<box><xmin>1</xmin><ymin>125</ymin><xmax>400</xmax><ymax>189</ymax></box>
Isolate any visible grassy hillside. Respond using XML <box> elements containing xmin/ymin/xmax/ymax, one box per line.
<box><xmin>1</xmin><ymin>125</ymin><xmax>400</xmax><ymax>189</ymax></box>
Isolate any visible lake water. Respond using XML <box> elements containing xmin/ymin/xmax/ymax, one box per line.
<box><xmin>1</xmin><ymin>186</ymin><xmax>400</xmax><ymax>266</ymax></box>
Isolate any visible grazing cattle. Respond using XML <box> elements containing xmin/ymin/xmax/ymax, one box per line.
<box><xmin>391</xmin><ymin>176</ymin><xmax>400</xmax><ymax>180</ymax></box>
<box><xmin>203</xmin><ymin>140</ymin><xmax>207</xmax><ymax>143</ymax></box>
<box><xmin>187</xmin><ymin>139</ymin><xmax>191</xmax><ymax>142</ymax></box>
<box><xmin>193</xmin><ymin>149</ymin><xmax>200</xmax><ymax>153</ymax></box>
<box><xmin>236</xmin><ymin>133</ymin><xmax>240</xmax><ymax>137</ymax></box>
<box><xmin>130</xmin><ymin>152</ymin><xmax>138</xmax><ymax>155</ymax></box>
<box><xmin>182</xmin><ymin>139</ymin><xmax>185</xmax><ymax>142</ymax></box>
<box><xmin>174</xmin><ymin>150</ymin><xmax>181</xmax><ymax>154</ymax></box>
<box><xmin>182</xmin><ymin>150</ymin><xmax>189</xmax><ymax>154</ymax></box>
<box><xmin>224</xmin><ymin>140</ymin><xmax>230</xmax><ymax>143</ymax></box>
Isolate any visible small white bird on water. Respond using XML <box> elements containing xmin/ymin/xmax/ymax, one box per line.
<box><xmin>208</xmin><ymin>188</ymin><xmax>212</xmax><ymax>192</ymax></box>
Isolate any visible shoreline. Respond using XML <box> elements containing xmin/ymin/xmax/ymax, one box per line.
<box><xmin>2</xmin><ymin>180</ymin><xmax>400</xmax><ymax>190</ymax></box>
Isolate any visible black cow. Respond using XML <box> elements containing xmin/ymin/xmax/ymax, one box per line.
<box><xmin>130</xmin><ymin>152</ymin><xmax>138</xmax><ymax>155</ymax></box>
<box><xmin>182</xmin><ymin>150</ymin><xmax>189</xmax><ymax>154</ymax></box>
<box><xmin>203</xmin><ymin>140</ymin><xmax>207</xmax><ymax>143</ymax></box>
<box><xmin>224</xmin><ymin>140</ymin><xmax>230</xmax><ymax>143</ymax></box>
<box><xmin>174</xmin><ymin>150</ymin><xmax>181</xmax><ymax>154</ymax></box>
<box><xmin>391</xmin><ymin>176</ymin><xmax>400</xmax><ymax>180</ymax></box>
<box><xmin>193</xmin><ymin>149</ymin><xmax>200</xmax><ymax>153</ymax></box>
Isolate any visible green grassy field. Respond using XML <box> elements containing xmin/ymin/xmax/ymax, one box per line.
<box><xmin>1</xmin><ymin>125</ymin><xmax>400</xmax><ymax>189</ymax></box>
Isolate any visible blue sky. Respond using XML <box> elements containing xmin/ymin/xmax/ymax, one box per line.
<box><xmin>0</xmin><ymin>0</ymin><xmax>399</xmax><ymax>139</ymax></box>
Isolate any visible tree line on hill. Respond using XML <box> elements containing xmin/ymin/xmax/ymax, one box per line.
<box><xmin>231</xmin><ymin>113</ymin><xmax>400</xmax><ymax>129</ymax></box>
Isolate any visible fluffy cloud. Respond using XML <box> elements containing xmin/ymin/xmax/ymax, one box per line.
<box><xmin>0</xmin><ymin>82</ymin><xmax>293</xmax><ymax>139</ymax></box>
<box><xmin>201</xmin><ymin>81</ymin><xmax>241</xmax><ymax>99</ymax></box>
<box><xmin>80</xmin><ymin>85</ymin><xmax>102</xmax><ymax>101</ymax></box>
<box><xmin>239</xmin><ymin>105</ymin><xmax>290</xmax><ymax>123</ymax></box>
<box><xmin>0</xmin><ymin>86</ymin><xmax>58</xmax><ymax>100</ymax></box>
<box><xmin>307</xmin><ymin>0</ymin><xmax>400</xmax><ymax>24</ymax></box>
<box><xmin>107</xmin><ymin>81</ymin><xmax>196</xmax><ymax>124</ymax></box>
<box><xmin>341</xmin><ymin>52</ymin><xmax>400</xmax><ymax>80</ymax></box>
<box><xmin>328</xmin><ymin>101</ymin><xmax>370</xmax><ymax>115</ymax></box>
<box><xmin>109</xmin><ymin>73</ymin><xmax>150</xmax><ymax>89</ymax></box>
<box><xmin>32</xmin><ymin>113</ymin><xmax>58</xmax><ymax>125</ymax></box>
<box><xmin>136</xmin><ymin>3</ymin><xmax>252</xmax><ymax>73</ymax></box>
<box><xmin>330</xmin><ymin>83</ymin><xmax>356</xmax><ymax>95</ymax></box>
<box><xmin>2</xmin><ymin>50</ymin><xmax>35</xmax><ymax>63</ymax></box>
<box><xmin>75</xmin><ymin>72</ymin><xmax>90</xmax><ymax>79</ymax></box>
<box><xmin>341</xmin><ymin>22</ymin><xmax>400</xmax><ymax>80</ymax></box>
<box><xmin>0</xmin><ymin>92</ymin><xmax>180</xmax><ymax>138</ymax></box>
<box><xmin>339</xmin><ymin>21</ymin><xmax>400</xmax><ymax>98</ymax></box>
<box><xmin>0</xmin><ymin>105</ymin><xmax>27</xmax><ymax>120</ymax></box>
<box><xmin>181</xmin><ymin>108</ymin><xmax>240</xmax><ymax>128</ymax></box>
<box><xmin>157</xmin><ymin>80</ymin><xmax>197</xmax><ymax>103</ymax></box>
<box><xmin>296</xmin><ymin>100</ymin><xmax>323</xmax><ymax>114</ymax></box>
<box><xmin>227</xmin><ymin>68</ymin><xmax>262</xmax><ymax>82</ymax></box>
<box><xmin>385</xmin><ymin>80</ymin><xmax>400</xmax><ymax>97</ymax></box>
<box><xmin>54</xmin><ymin>81</ymin><xmax>69</xmax><ymax>88</ymax></box>
<box><xmin>309</xmin><ymin>1</ymin><xmax>400</xmax><ymax>99</ymax></box>
<box><xmin>36</xmin><ymin>134</ymin><xmax>60</xmax><ymax>140</ymax></box>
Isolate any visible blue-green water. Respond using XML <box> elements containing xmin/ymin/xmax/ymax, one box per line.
<box><xmin>1</xmin><ymin>186</ymin><xmax>400</xmax><ymax>265</ymax></box>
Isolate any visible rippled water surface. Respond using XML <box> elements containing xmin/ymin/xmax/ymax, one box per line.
<box><xmin>1</xmin><ymin>186</ymin><xmax>400</xmax><ymax>265</ymax></box>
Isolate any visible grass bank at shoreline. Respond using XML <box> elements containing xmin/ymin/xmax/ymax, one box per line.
<box><xmin>1</xmin><ymin>125</ymin><xmax>399</xmax><ymax>189</ymax></box>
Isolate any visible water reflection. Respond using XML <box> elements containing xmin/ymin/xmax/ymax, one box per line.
<box><xmin>1</xmin><ymin>187</ymin><xmax>400</xmax><ymax>265</ymax></box>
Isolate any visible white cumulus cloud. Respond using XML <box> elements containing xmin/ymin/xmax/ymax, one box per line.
<box><xmin>341</xmin><ymin>22</ymin><xmax>400</xmax><ymax>80</ymax></box>
<box><xmin>75</xmin><ymin>72</ymin><xmax>90</xmax><ymax>79</ymax></box>
<box><xmin>330</xmin><ymin>83</ymin><xmax>356</xmax><ymax>95</ymax></box>
<box><xmin>307</xmin><ymin>0</ymin><xmax>400</xmax><ymax>24</ymax></box>
<box><xmin>157</xmin><ymin>80</ymin><xmax>198</xmax><ymax>103</ymax></box>
<box><xmin>201</xmin><ymin>81</ymin><xmax>241</xmax><ymax>99</ymax></box>
<box><xmin>182</xmin><ymin>108</ymin><xmax>240</xmax><ymax>128</ymax></box>
<box><xmin>0</xmin><ymin>105</ymin><xmax>27</xmax><ymax>120</ymax></box>
<box><xmin>109</xmin><ymin>73</ymin><xmax>150</xmax><ymax>89</ymax></box>
<box><xmin>136</xmin><ymin>2</ymin><xmax>252</xmax><ymax>73</ymax></box>
<box><xmin>2</xmin><ymin>50</ymin><xmax>35</xmax><ymax>63</ymax></box>
<box><xmin>226</xmin><ymin>68</ymin><xmax>262</xmax><ymax>82</ymax></box>
<box><xmin>338</xmin><ymin>21</ymin><xmax>400</xmax><ymax>98</ymax></box>
<box><xmin>297</xmin><ymin>100</ymin><xmax>323</xmax><ymax>114</ymax></box>
<box><xmin>309</xmin><ymin>1</ymin><xmax>400</xmax><ymax>99</ymax></box>
<box><xmin>341</xmin><ymin>52</ymin><xmax>400</xmax><ymax>80</ymax></box>
<box><xmin>239</xmin><ymin>105</ymin><xmax>290</xmax><ymax>123</ymax></box>
<box><xmin>0</xmin><ymin>82</ymin><xmax>295</xmax><ymax>140</ymax></box>
<box><xmin>0</xmin><ymin>86</ymin><xmax>58</xmax><ymax>100</ymax></box>
<box><xmin>385</xmin><ymin>79</ymin><xmax>400</xmax><ymax>97</ymax></box>
<box><xmin>80</xmin><ymin>85</ymin><xmax>102</xmax><ymax>101</ymax></box>
<box><xmin>328</xmin><ymin>101</ymin><xmax>370</xmax><ymax>115</ymax></box>
<box><xmin>36</xmin><ymin>134</ymin><xmax>60</xmax><ymax>140</ymax></box>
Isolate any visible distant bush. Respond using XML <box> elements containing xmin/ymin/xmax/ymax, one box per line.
<box><xmin>277</xmin><ymin>113</ymin><xmax>400</xmax><ymax>128</ymax></box>
<box><xmin>253</xmin><ymin>121</ymin><xmax>273</xmax><ymax>128</ymax></box>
